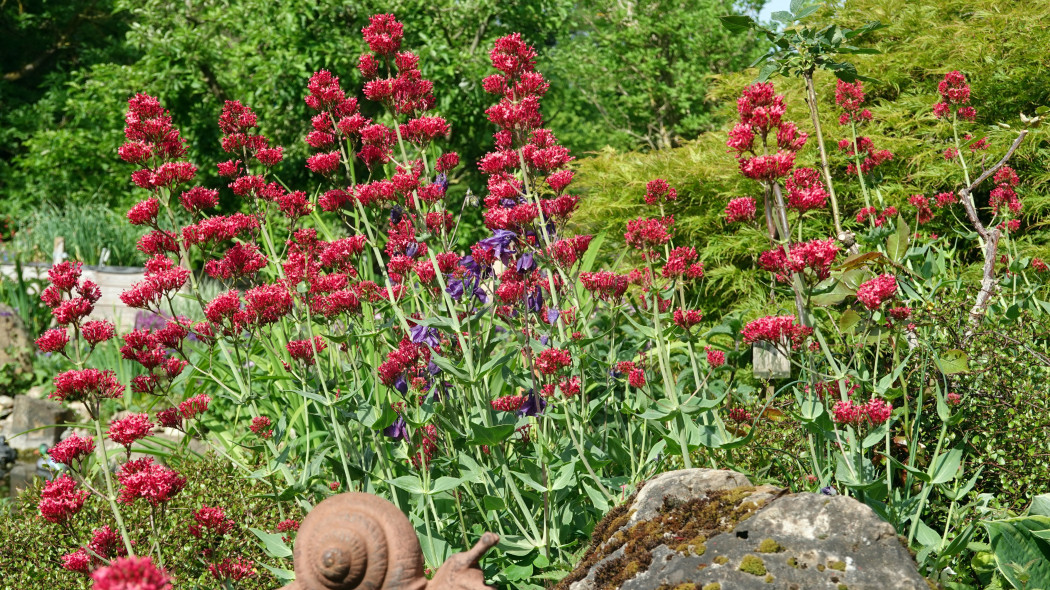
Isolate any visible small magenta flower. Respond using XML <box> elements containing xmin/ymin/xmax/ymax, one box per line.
<box><xmin>535</xmin><ymin>348</ymin><xmax>572</xmax><ymax>375</ymax></box>
<box><xmin>946</xmin><ymin>392</ymin><xmax>962</xmax><ymax>406</ymax></box>
<box><xmin>705</xmin><ymin>346</ymin><xmax>726</xmax><ymax>368</ymax></box>
<box><xmin>35</xmin><ymin>328</ymin><xmax>70</xmax><ymax>354</ymax></box>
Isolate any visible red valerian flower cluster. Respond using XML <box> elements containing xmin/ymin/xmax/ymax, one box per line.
<box><xmin>832</xmin><ymin>398</ymin><xmax>892</xmax><ymax>427</ymax></box>
<box><xmin>855</xmin><ymin>273</ymin><xmax>898</xmax><ymax>310</ymax></box>
<box><xmin>784</xmin><ymin>168</ymin><xmax>828</xmax><ymax>213</ymax></box>
<box><xmin>855</xmin><ymin>205</ymin><xmax>898</xmax><ymax>227</ymax></box>
<box><xmin>48</xmin><ymin>433</ymin><xmax>96</xmax><ymax>468</ymax></box>
<box><xmin>838</xmin><ymin>136</ymin><xmax>893</xmax><ymax>176</ymax></box>
<box><xmin>727</xmin><ymin>82</ymin><xmax>807</xmax><ymax>181</ymax></box>
<box><xmin>615</xmin><ymin>361</ymin><xmax>647</xmax><ymax>388</ymax></box>
<box><xmin>208</xmin><ymin>557</ymin><xmax>256</xmax><ymax>583</ymax></box>
<box><xmin>909</xmin><ymin>194</ymin><xmax>935</xmax><ymax>225</ymax></box>
<box><xmin>107</xmin><ymin>413</ymin><xmax>154</xmax><ymax>451</ymax></box>
<box><xmin>39</xmin><ymin>473</ymin><xmax>90</xmax><ymax>523</ymax></box>
<box><xmin>534</xmin><ymin>348</ymin><xmax>571</xmax><ymax>375</ymax></box>
<box><xmin>741</xmin><ymin>315</ymin><xmax>813</xmax><ymax>348</ymax></box>
<box><xmin>188</xmin><ymin>505</ymin><xmax>235</xmax><ymax>538</ymax></box>
<box><xmin>287</xmin><ymin>336</ymin><xmax>327</xmax><ymax>365</ymax></box>
<box><xmin>989</xmin><ymin>165</ymin><xmax>1022</xmax><ymax>217</ymax></box>
<box><xmin>62</xmin><ymin>525</ymin><xmax>126</xmax><ymax>575</ymax></box>
<box><xmin>757</xmin><ymin>238</ymin><xmax>840</xmax><ymax>283</ymax></box>
<box><xmin>41</xmin><ymin>262</ymin><xmax>102</xmax><ymax>330</ymax></box>
<box><xmin>724</xmin><ymin>196</ymin><xmax>758</xmax><ymax>224</ymax></box>
<box><xmin>115</xmin><ymin>457</ymin><xmax>186</xmax><ymax>506</ymax></box>
<box><xmin>91</xmin><ymin>556</ymin><xmax>171</xmax><ymax>590</ymax></box>
<box><xmin>644</xmin><ymin>178</ymin><xmax>677</xmax><ymax>205</ymax></box>
<box><xmin>835</xmin><ymin>80</ymin><xmax>873</xmax><ymax>125</ymax></box>
<box><xmin>933</xmin><ymin>71</ymin><xmax>976</xmax><ymax>121</ymax></box>
<box><xmin>250</xmin><ymin>416</ymin><xmax>273</xmax><ymax>439</ymax></box>
<box><xmin>119</xmin><ymin>94</ymin><xmax>193</xmax><ymax>190</ymax></box>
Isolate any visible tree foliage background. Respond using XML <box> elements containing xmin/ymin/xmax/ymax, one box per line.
<box><xmin>0</xmin><ymin>0</ymin><xmax>764</xmax><ymax>234</ymax></box>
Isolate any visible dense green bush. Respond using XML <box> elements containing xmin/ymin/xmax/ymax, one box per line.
<box><xmin>0</xmin><ymin>453</ymin><xmax>299</xmax><ymax>589</ymax></box>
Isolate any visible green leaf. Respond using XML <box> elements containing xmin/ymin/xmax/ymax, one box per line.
<box><xmin>838</xmin><ymin>309</ymin><xmax>862</xmax><ymax>332</ymax></box>
<box><xmin>249</xmin><ymin>527</ymin><xmax>293</xmax><ymax>558</ymax></box>
<box><xmin>387</xmin><ymin>475</ymin><xmax>425</xmax><ymax>495</ymax></box>
<box><xmin>756</xmin><ymin>60</ymin><xmax>778</xmax><ymax>82</ymax></box>
<box><xmin>1030</xmin><ymin>494</ymin><xmax>1050</xmax><ymax>517</ymax></box>
<box><xmin>936</xmin><ymin>349</ymin><xmax>970</xmax><ymax>375</ymax></box>
<box><xmin>930</xmin><ymin>448</ymin><xmax>963</xmax><ymax>484</ymax></box>
<box><xmin>429</xmin><ymin>476</ymin><xmax>465</xmax><ymax>494</ymax></box>
<box><xmin>886</xmin><ymin>215</ymin><xmax>911</xmax><ymax>262</ymax></box>
<box><xmin>719</xmin><ymin>14</ymin><xmax>757</xmax><ymax>33</ymax></box>
<box><xmin>795</xmin><ymin>4</ymin><xmax>821</xmax><ymax>19</ymax></box>
<box><xmin>789</xmin><ymin>0</ymin><xmax>806</xmax><ymax>13</ymax></box>
<box><xmin>983</xmin><ymin>517</ymin><xmax>1050</xmax><ymax>589</ymax></box>
<box><xmin>469</xmin><ymin>419</ymin><xmax>516</xmax><ymax>446</ymax></box>
<box><xmin>771</xmin><ymin>11</ymin><xmax>794</xmax><ymax>23</ymax></box>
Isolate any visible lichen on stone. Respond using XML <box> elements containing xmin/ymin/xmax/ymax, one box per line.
<box><xmin>701</xmin><ymin>584</ymin><xmax>721</xmax><ymax>590</ymax></box>
<box><xmin>739</xmin><ymin>554</ymin><xmax>767</xmax><ymax>576</ymax></box>
<box><xmin>828</xmin><ymin>559</ymin><xmax>846</xmax><ymax>572</ymax></box>
<box><xmin>713</xmin><ymin>555</ymin><xmax>729</xmax><ymax>565</ymax></box>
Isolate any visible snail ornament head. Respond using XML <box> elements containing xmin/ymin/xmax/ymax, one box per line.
<box><xmin>280</xmin><ymin>492</ymin><xmax>499</xmax><ymax>590</ymax></box>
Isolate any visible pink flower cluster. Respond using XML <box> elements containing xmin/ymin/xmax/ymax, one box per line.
<box><xmin>48</xmin><ymin>433</ymin><xmax>96</xmax><ymax>468</ymax></box>
<box><xmin>835</xmin><ymin>79</ymin><xmax>873</xmax><ymax>125</ymax></box>
<box><xmin>115</xmin><ymin>457</ymin><xmax>186</xmax><ymax>506</ymax></box>
<box><xmin>727</xmin><ymin>83</ymin><xmax>807</xmax><ymax>181</ymax></box>
<box><xmin>758</xmin><ymin>238</ymin><xmax>839</xmax><ymax>283</ymax></box>
<box><xmin>838</xmin><ymin>136</ymin><xmax>893</xmax><ymax>176</ymax></box>
<box><xmin>616</xmin><ymin>361</ymin><xmax>646</xmax><ymax>388</ymax></box>
<box><xmin>50</xmin><ymin>368</ymin><xmax>124</xmax><ymax>406</ymax></box>
<box><xmin>856</xmin><ymin>274</ymin><xmax>898</xmax><ymax>309</ymax></box>
<box><xmin>250</xmin><ymin>416</ymin><xmax>273</xmax><ymax>439</ymax></box>
<box><xmin>741</xmin><ymin>315</ymin><xmax>813</xmax><ymax>348</ymax></box>
<box><xmin>644</xmin><ymin>178</ymin><xmax>677</xmax><ymax>205</ymax></box>
<box><xmin>119</xmin><ymin>94</ymin><xmax>193</xmax><ymax>190</ymax></box>
<box><xmin>188</xmin><ymin>505</ymin><xmax>235</xmax><ymax>538</ymax></box>
<box><xmin>855</xmin><ymin>205</ymin><xmax>898</xmax><ymax>227</ymax></box>
<box><xmin>61</xmin><ymin>525</ymin><xmax>126</xmax><ymax>575</ymax></box>
<box><xmin>107</xmin><ymin>413</ymin><xmax>154</xmax><ymax>450</ymax></box>
<box><xmin>208</xmin><ymin>557</ymin><xmax>256</xmax><ymax>583</ymax></box>
<box><xmin>933</xmin><ymin>71</ymin><xmax>976</xmax><ymax>121</ymax></box>
<box><xmin>91</xmin><ymin>556</ymin><xmax>171</xmax><ymax>590</ymax></box>
<box><xmin>784</xmin><ymin>168</ymin><xmax>828</xmax><ymax>213</ymax></box>
<box><xmin>535</xmin><ymin>348</ymin><xmax>572</xmax><ymax>375</ymax></box>
<box><xmin>38</xmin><ymin>473</ymin><xmax>90</xmax><ymax>523</ymax></box>
<box><xmin>724</xmin><ymin>196</ymin><xmax>757</xmax><ymax>224</ymax></box>
<box><xmin>40</xmin><ymin>261</ymin><xmax>105</xmax><ymax>330</ymax></box>
<box><xmin>832</xmin><ymin>398</ymin><xmax>892</xmax><ymax>427</ymax></box>
<box><xmin>989</xmin><ymin>165</ymin><xmax>1022</xmax><ymax>217</ymax></box>
<box><xmin>287</xmin><ymin>336</ymin><xmax>328</xmax><ymax>365</ymax></box>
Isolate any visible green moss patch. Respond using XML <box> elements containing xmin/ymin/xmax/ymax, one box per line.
<box><xmin>739</xmin><ymin>554</ymin><xmax>767</xmax><ymax>576</ymax></box>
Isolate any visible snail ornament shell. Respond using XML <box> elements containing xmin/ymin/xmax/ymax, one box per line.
<box><xmin>281</xmin><ymin>492</ymin><xmax>498</xmax><ymax>590</ymax></box>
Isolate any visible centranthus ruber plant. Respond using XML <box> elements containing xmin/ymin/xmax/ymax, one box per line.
<box><xmin>24</xmin><ymin>7</ymin><xmax>1048</xmax><ymax>589</ymax></box>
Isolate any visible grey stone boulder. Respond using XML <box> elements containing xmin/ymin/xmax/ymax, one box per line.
<box><xmin>0</xmin><ymin>304</ymin><xmax>32</xmax><ymax>375</ymax></box>
<box><xmin>5</xmin><ymin>395</ymin><xmax>72</xmax><ymax>451</ymax></box>
<box><xmin>560</xmin><ymin>468</ymin><xmax>929</xmax><ymax>590</ymax></box>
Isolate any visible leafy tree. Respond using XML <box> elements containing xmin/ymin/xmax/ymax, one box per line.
<box><xmin>552</xmin><ymin>0</ymin><xmax>766</xmax><ymax>151</ymax></box>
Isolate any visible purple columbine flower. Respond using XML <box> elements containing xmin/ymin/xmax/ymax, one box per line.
<box><xmin>435</xmin><ymin>173</ymin><xmax>449</xmax><ymax>193</ymax></box>
<box><xmin>383</xmin><ymin>415</ymin><xmax>409</xmax><ymax>441</ymax></box>
<box><xmin>404</xmin><ymin>242</ymin><xmax>419</xmax><ymax>257</ymax></box>
<box><xmin>394</xmin><ymin>375</ymin><xmax>408</xmax><ymax>395</ymax></box>
<box><xmin>446</xmin><ymin>278</ymin><xmax>465</xmax><ymax>300</ymax></box>
<box><xmin>391</xmin><ymin>206</ymin><xmax>404</xmax><ymax>224</ymax></box>
<box><xmin>820</xmin><ymin>486</ymin><xmax>838</xmax><ymax>496</ymax></box>
<box><xmin>410</xmin><ymin>324</ymin><xmax>441</xmax><ymax>349</ymax></box>
<box><xmin>517</xmin><ymin>389</ymin><xmax>547</xmax><ymax>417</ymax></box>
<box><xmin>478</xmin><ymin>230</ymin><xmax>518</xmax><ymax>264</ymax></box>
<box><xmin>427</xmin><ymin>361</ymin><xmax>441</xmax><ymax>376</ymax></box>
<box><xmin>515</xmin><ymin>252</ymin><xmax>535</xmax><ymax>274</ymax></box>
<box><xmin>527</xmin><ymin>286</ymin><xmax>543</xmax><ymax>312</ymax></box>
<box><xmin>546</xmin><ymin>308</ymin><xmax>561</xmax><ymax>324</ymax></box>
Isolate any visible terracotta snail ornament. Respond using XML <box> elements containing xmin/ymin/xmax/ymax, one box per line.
<box><xmin>280</xmin><ymin>492</ymin><xmax>499</xmax><ymax>590</ymax></box>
